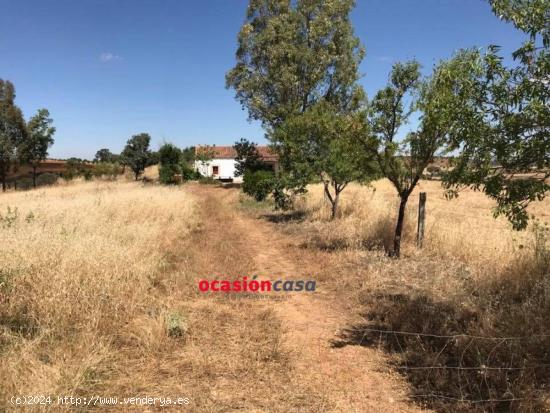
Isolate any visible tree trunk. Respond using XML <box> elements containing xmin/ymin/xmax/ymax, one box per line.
<box><xmin>33</xmin><ymin>166</ymin><xmax>37</xmax><ymax>188</ymax></box>
<box><xmin>134</xmin><ymin>171</ymin><xmax>139</xmax><ymax>181</ymax></box>
<box><xmin>331</xmin><ymin>191</ymin><xmax>340</xmax><ymax>220</ymax></box>
<box><xmin>391</xmin><ymin>195</ymin><xmax>409</xmax><ymax>258</ymax></box>
<box><xmin>1</xmin><ymin>178</ymin><xmax>5</xmax><ymax>192</ymax></box>
<box><xmin>323</xmin><ymin>181</ymin><xmax>337</xmax><ymax>220</ymax></box>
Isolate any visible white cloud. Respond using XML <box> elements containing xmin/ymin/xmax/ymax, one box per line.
<box><xmin>99</xmin><ymin>52</ymin><xmax>122</xmax><ymax>62</ymax></box>
<box><xmin>377</xmin><ymin>56</ymin><xmax>393</xmax><ymax>62</ymax></box>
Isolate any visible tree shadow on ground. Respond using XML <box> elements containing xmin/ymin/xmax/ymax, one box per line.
<box><xmin>261</xmin><ymin>210</ymin><xmax>307</xmax><ymax>224</ymax></box>
<box><xmin>330</xmin><ymin>292</ymin><xmax>548</xmax><ymax>413</ymax></box>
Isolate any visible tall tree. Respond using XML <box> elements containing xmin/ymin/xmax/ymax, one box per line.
<box><xmin>0</xmin><ymin>80</ymin><xmax>27</xmax><ymax>192</ymax></box>
<box><xmin>226</xmin><ymin>0</ymin><xmax>365</xmax><ymax>201</ymax></box>
<box><xmin>21</xmin><ymin>109</ymin><xmax>56</xmax><ymax>188</ymax></box>
<box><xmin>442</xmin><ymin>0</ymin><xmax>550</xmax><ymax>230</ymax></box>
<box><xmin>367</xmin><ymin>56</ymin><xmax>479</xmax><ymax>257</ymax></box>
<box><xmin>121</xmin><ymin>133</ymin><xmax>151</xmax><ymax>181</ymax></box>
<box><xmin>94</xmin><ymin>148</ymin><xmax>118</xmax><ymax>163</ymax></box>
<box><xmin>275</xmin><ymin>102</ymin><xmax>377</xmax><ymax>219</ymax></box>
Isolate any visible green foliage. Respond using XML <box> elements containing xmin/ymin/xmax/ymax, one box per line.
<box><xmin>180</xmin><ymin>162</ymin><xmax>200</xmax><ymax>180</ymax></box>
<box><xmin>271</xmin><ymin>172</ymin><xmax>308</xmax><ymax>211</ymax></box>
<box><xmin>181</xmin><ymin>146</ymin><xmax>195</xmax><ymax>165</ymax></box>
<box><xmin>147</xmin><ymin>150</ymin><xmax>160</xmax><ymax>166</ymax></box>
<box><xmin>64</xmin><ymin>158</ymin><xmax>90</xmax><ymax>180</ymax></box>
<box><xmin>441</xmin><ymin>1</ymin><xmax>549</xmax><ymax>230</ymax></box>
<box><xmin>158</xmin><ymin>143</ymin><xmax>182</xmax><ymax>185</ymax></box>
<box><xmin>120</xmin><ymin>133</ymin><xmax>152</xmax><ymax>180</ymax></box>
<box><xmin>94</xmin><ymin>148</ymin><xmax>118</xmax><ymax>163</ymax></box>
<box><xmin>93</xmin><ymin>162</ymin><xmax>123</xmax><ymax>180</ymax></box>
<box><xmin>234</xmin><ymin>138</ymin><xmax>270</xmax><ymax>177</ymax></box>
<box><xmin>275</xmin><ymin>102</ymin><xmax>378</xmax><ymax>218</ymax></box>
<box><xmin>227</xmin><ymin>0</ymin><xmax>366</xmax><ymax>201</ymax></box>
<box><xmin>0</xmin><ymin>79</ymin><xmax>27</xmax><ymax>191</ymax></box>
<box><xmin>367</xmin><ymin>55</ymin><xmax>482</xmax><ymax>256</ymax></box>
<box><xmin>243</xmin><ymin>170</ymin><xmax>275</xmax><ymax>202</ymax></box>
<box><xmin>35</xmin><ymin>172</ymin><xmax>59</xmax><ymax>186</ymax></box>
<box><xmin>226</xmin><ymin>0</ymin><xmax>365</xmax><ymax>129</ymax></box>
<box><xmin>165</xmin><ymin>312</ymin><xmax>187</xmax><ymax>339</ymax></box>
<box><xmin>21</xmin><ymin>108</ymin><xmax>55</xmax><ymax>187</ymax></box>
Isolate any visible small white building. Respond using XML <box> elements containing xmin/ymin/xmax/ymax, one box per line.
<box><xmin>194</xmin><ymin>145</ymin><xmax>278</xmax><ymax>183</ymax></box>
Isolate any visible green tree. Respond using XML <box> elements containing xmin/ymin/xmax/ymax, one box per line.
<box><xmin>21</xmin><ymin>109</ymin><xmax>56</xmax><ymax>188</ymax></box>
<box><xmin>94</xmin><ymin>148</ymin><xmax>118</xmax><ymax>163</ymax></box>
<box><xmin>233</xmin><ymin>138</ymin><xmax>270</xmax><ymax>177</ymax></box>
<box><xmin>0</xmin><ymin>80</ymin><xmax>27</xmax><ymax>192</ymax></box>
<box><xmin>367</xmin><ymin>56</ymin><xmax>477</xmax><ymax>257</ymax></box>
<box><xmin>275</xmin><ymin>102</ymin><xmax>377</xmax><ymax>219</ymax></box>
<box><xmin>226</xmin><ymin>0</ymin><xmax>365</xmax><ymax>200</ymax></box>
<box><xmin>158</xmin><ymin>143</ymin><xmax>182</xmax><ymax>185</ymax></box>
<box><xmin>442</xmin><ymin>0</ymin><xmax>549</xmax><ymax>230</ymax></box>
<box><xmin>181</xmin><ymin>146</ymin><xmax>195</xmax><ymax>166</ymax></box>
<box><xmin>121</xmin><ymin>133</ymin><xmax>151</xmax><ymax>180</ymax></box>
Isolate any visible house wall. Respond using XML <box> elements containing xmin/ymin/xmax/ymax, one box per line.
<box><xmin>194</xmin><ymin>158</ymin><xmax>243</xmax><ymax>182</ymax></box>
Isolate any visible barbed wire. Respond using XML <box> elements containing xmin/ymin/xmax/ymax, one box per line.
<box><xmin>409</xmin><ymin>394</ymin><xmax>548</xmax><ymax>404</ymax></box>
<box><xmin>354</xmin><ymin>326</ymin><xmax>550</xmax><ymax>341</ymax></box>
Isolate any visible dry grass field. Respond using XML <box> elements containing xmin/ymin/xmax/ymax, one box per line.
<box><xmin>0</xmin><ymin>180</ymin><xmax>201</xmax><ymax>410</ymax></box>
<box><xmin>264</xmin><ymin>180</ymin><xmax>550</xmax><ymax>412</ymax></box>
<box><xmin>0</xmin><ymin>177</ymin><xmax>548</xmax><ymax>412</ymax></box>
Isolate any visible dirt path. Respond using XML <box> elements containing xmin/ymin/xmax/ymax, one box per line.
<box><xmin>187</xmin><ymin>184</ymin><xmax>430</xmax><ymax>413</ymax></box>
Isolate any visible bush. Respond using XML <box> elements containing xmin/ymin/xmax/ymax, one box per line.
<box><xmin>165</xmin><ymin>312</ymin><xmax>187</xmax><ymax>339</ymax></box>
<box><xmin>243</xmin><ymin>170</ymin><xmax>274</xmax><ymax>202</ymax></box>
<box><xmin>180</xmin><ymin>163</ymin><xmax>200</xmax><ymax>180</ymax></box>
<box><xmin>36</xmin><ymin>173</ymin><xmax>59</xmax><ymax>187</ymax></box>
<box><xmin>159</xmin><ymin>164</ymin><xmax>181</xmax><ymax>185</ymax></box>
<box><xmin>15</xmin><ymin>178</ymin><xmax>34</xmax><ymax>190</ymax></box>
<box><xmin>93</xmin><ymin>162</ymin><xmax>123</xmax><ymax>180</ymax></box>
<box><xmin>158</xmin><ymin>144</ymin><xmax>182</xmax><ymax>185</ymax></box>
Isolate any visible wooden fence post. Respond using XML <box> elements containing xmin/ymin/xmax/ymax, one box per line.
<box><xmin>416</xmin><ymin>192</ymin><xmax>426</xmax><ymax>248</ymax></box>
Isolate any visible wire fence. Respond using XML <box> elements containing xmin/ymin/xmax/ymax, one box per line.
<box><xmin>345</xmin><ymin>326</ymin><xmax>550</xmax><ymax>407</ymax></box>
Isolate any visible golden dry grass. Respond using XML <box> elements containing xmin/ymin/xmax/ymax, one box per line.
<box><xmin>0</xmin><ymin>180</ymin><xmax>331</xmax><ymax>412</ymax></box>
<box><xmin>265</xmin><ymin>179</ymin><xmax>550</xmax><ymax>412</ymax></box>
<box><xmin>0</xmin><ymin>180</ymin><xmax>199</xmax><ymax>410</ymax></box>
<box><xmin>294</xmin><ymin>179</ymin><xmax>549</xmax><ymax>273</ymax></box>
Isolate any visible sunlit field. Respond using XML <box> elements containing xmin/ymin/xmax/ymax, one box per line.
<box><xmin>0</xmin><ymin>181</ymin><xmax>199</xmax><ymax>409</ymax></box>
<box><xmin>279</xmin><ymin>179</ymin><xmax>550</xmax><ymax>412</ymax></box>
<box><xmin>296</xmin><ymin>179</ymin><xmax>550</xmax><ymax>272</ymax></box>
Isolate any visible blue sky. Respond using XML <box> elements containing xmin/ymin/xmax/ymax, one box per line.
<box><xmin>0</xmin><ymin>0</ymin><xmax>527</xmax><ymax>159</ymax></box>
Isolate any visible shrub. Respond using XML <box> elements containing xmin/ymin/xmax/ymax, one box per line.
<box><xmin>159</xmin><ymin>164</ymin><xmax>180</xmax><ymax>185</ymax></box>
<box><xmin>165</xmin><ymin>312</ymin><xmax>187</xmax><ymax>339</ymax></box>
<box><xmin>93</xmin><ymin>162</ymin><xmax>123</xmax><ymax>180</ymax></box>
<box><xmin>243</xmin><ymin>170</ymin><xmax>274</xmax><ymax>202</ymax></box>
<box><xmin>180</xmin><ymin>163</ymin><xmax>200</xmax><ymax>180</ymax></box>
<box><xmin>14</xmin><ymin>178</ymin><xmax>34</xmax><ymax>190</ymax></box>
<box><xmin>36</xmin><ymin>173</ymin><xmax>59</xmax><ymax>186</ymax></box>
<box><xmin>158</xmin><ymin>144</ymin><xmax>182</xmax><ymax>185</ymax></box>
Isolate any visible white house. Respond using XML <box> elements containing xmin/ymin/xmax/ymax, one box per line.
<box><xmin>194</xmin><ymin>145</ymin><xmax>278</xmax><ymax>183</ymax></box>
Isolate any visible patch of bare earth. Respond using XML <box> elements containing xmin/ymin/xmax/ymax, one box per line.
<box><xmin>187</xmin><ymin>184</ymin><xmax>429</xmax><ymax>413</ymax></box>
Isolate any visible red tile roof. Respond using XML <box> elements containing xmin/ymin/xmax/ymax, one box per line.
<box><xmin>196</xmin><ymin>145</ymin><xmax>278</xmax><ymax>162</ymax></box>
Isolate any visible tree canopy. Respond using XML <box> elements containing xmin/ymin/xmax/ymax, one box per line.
<box><xmin>121</xmin><ymin>133</ymin><xmax>152</xmax><ymax>180</ymax></box>
<box><xmin>442</xmin><ymin>0</ymin><xmax>549</xmax><ymax>230</ymax></box>
<box><xmin>0</xmin><ymin>79</ymin><xmax>27</xmax><ymax>191</ymax></box>
<box><xmin>21</xmin><ymin>109</ymin><xmax>56</xmax><ymax>187</ymax></box>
